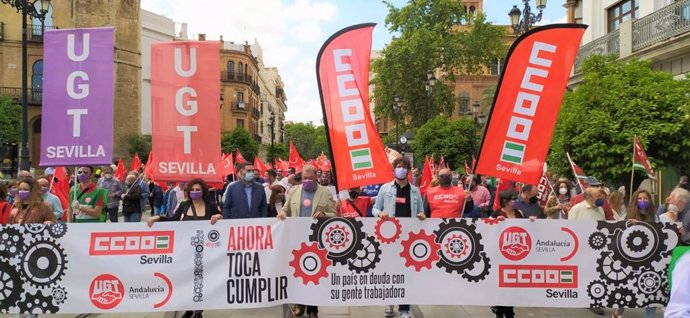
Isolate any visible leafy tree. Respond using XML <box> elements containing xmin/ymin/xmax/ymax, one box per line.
<box><xmin>266</xmin><ymin>143</ymin><xmax>289</xmax><ymax>163</ymax></box>
<box><xmin>124</xmin><ymin>134</ymin><xmax>151</xmax><ymax>163</ymax></box>
<box><xmin>0</xmin><ymin>96</ymin><xmax>21</xmax><ymax>144</ymax></box>
<box><xmin>372</xmin><ymin>0</ymin><xmax>506</xmax><ymax>128</ymax></box>
<box><xmin>548</xmin><ymin>55</ymin><xmax>690</xmax><ymax>188</ymax></box>
<box><xmin>412</xmin><ymin>116</ymin><xmax>479</xmax><ymax>170</ymax></box>
<box><xmin>284</xmin><ymin>122</ymin><xmax>330</xmax><ymax>159</ymax></box>
<box><xmin>221</xmin><ymin>128</ymin><xmax>259</xmax><ymax>162</ymax></box>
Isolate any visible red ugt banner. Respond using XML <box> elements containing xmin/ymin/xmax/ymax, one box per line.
<box><xmin>151</xmin><ymin>41</ymin><xmax>221</xmax><ymax>183</ymax></box>
<box><xmin>317</xmin><ymin>23</ymin><xmax>393</xmax><ymax>190</ymax></box>
<box><xmin>475</xmin><ymin>25</ymin><xmax>586</xmax><ymax>184</ymax></box>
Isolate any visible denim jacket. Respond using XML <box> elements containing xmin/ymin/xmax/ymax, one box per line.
<box><xmin>372</xmin><ymin>181</ymin><xmax>424</xmax><ymax>217</ymax></box>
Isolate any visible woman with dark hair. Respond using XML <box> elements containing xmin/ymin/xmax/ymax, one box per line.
<box><xmin>0</xmin><ymin>183</ymin><xmax>12</xmax><ymax>224</ymax></box>
<box><xmin>544</xmin><ymin>178</ymin><xmax>572</xmax><ymax>219</ymax></box>
<box><xmin>8</xmin><ymin>177</ymin><xmax>55</xmax><ymax>225</ymax></box>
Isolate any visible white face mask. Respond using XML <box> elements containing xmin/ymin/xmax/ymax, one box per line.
<box><xmin>559</xmin><ymin>188</ymin><xmax>568</xmax><ymax>195</ymax></box>
<box><xmin>668</xmin><ymin>204</ymin><xmax>680</xmax><ymax>214</ymax></box>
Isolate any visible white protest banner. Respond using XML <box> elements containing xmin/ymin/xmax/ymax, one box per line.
<box><xmin>0</xmin><ymin>218</ymin><xmax>679</xmax><ymax>314</ymax></box>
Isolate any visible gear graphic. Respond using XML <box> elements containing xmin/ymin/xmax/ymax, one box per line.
<box><xmin>400</xmin><ymin>230</ymin><xmax>440</xmax><ymax>271</ymax></box>
<box><xmin>481</xmin><ymin>218</ymin><xmax>500</xmax><ymax>225</ymax></box>
<box><xmin>47</xmin><ymin>223</ymin><xmax>67</xmax><ymax>239</ymax></box>
<box><xmin>309</xmin><ymin>218</ymin><xmax>364</xmax><ymax>265</ymax></box>
<box><xmin>588</xmin><ymin>232</ymin><xmax>607</xmax><ymax>250</ymax></box>
<box><xmin>608</xmin><ymin>222</ymin><xmax>667</xmax><ymax>270</ymax></box>
<box><xmin>587</xmin><ymin>280</ymin><xmax>608</xmax><ymax>308</ymax></box>
<box><xmin>444</xmin><ymin>234</ymin><xmax>469</xmax><ymax>259</ymax></box>
<box><xmin>661</xmin><ymin>222</ymin><xmax>681</xmax><ymax>258</ymax></box>
<box><xmin>0</xmin><ymin>262</ymin><xmax>23</xmax><ymax>313</ymax></box>
<box><xmin>638</xmin><ymin>292</ymin><xmax>668</xmax><ymax>308</ymax></box>
<box><xmin>289</xmin><ymin>242</ymin><xmax>331</xmax><ymax>285</ymax></box>
<box><xmin>325</xmin><ymin>224</ymin><xmax>350</xmax><ymax>249</ymax></box>
<box><xmin>433</xmin><ymin>218</ymin><xmax>485</xmax><ymax>274</ymax></box>
<box><xmin>625</xmin><ymin>229</ymin><xmax>649</xmax><ymax>253</ymax></box>
<box><xmin>636</xmin><ymin>270</ymin><xmax>662</xmax><ymax>294</ymax></box>
<box><xmin>596</xmin><ymin>220</ymin><xmax>626</xmax><ymax>233</ymax></box>
<box><xmin>461</xmin><ymin>251</ymin><xmax>491</xmax><ymax>282</ymax></box>
<box><xmin>51</xmin><ymin>287</ymin><xmax>67</xmax><ymax>305</ymax></box>
<box><xmin>17</xmin><ymin>290</ymin><xmax>59</xmax><ymax>314</ymax></box>
<box><xmin>21</xmin><ymin>237</ymin><xmax>68</xmax><ymax>288</ymax></box>
<box><xmin>24</xmin><ymin>224</ymin><xmax>46</xmax><ymax>235</ymax></box>
<box><xmin>596</xmin><ymin>251</ymin><xmax>633</xmax><ymax>284</ymax></box>
<box><xmin>374</xmin><ymin>217</ymin><xmax>402</xmax><ymax>244</ymax></box>
<box><xmin>348</xmin><ymin>236</ymin><xmax>382</xmax><ymax>274</ymax></box>
<box><xmin>0</xmin><ymin>226</ymin><xmax>23</xmax><ymax>260</ymax></box>
<box><xmin>606</xmin><ymin>287</ymin><xmax>636</xmax><ymax>308</ymax></box>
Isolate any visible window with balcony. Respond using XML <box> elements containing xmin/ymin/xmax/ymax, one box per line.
<box><xmin>237</xmin><ymin>119</ymin><xmax>244</xmax><ymax>129</ymax></box>
<box><xmin>608</xmin><ymin>0</ymin><xmax>639</xmax><ymax>32</ymax></box>
<box><xmin>227</xmin><ymin>61</ymin><xmax>234</xmax><ymax>80</ymax></box>
<box><xmin>458</xmin><ymin>92</ymin><xmax>470</xmax><ymax>115</ymax></box>
<box><xmin>238</xmin><ymin>63</ymin><xmax>244</xmax><ymax>80</ymax></box>
<box><xmin>490</xmin><ymin>58</ymin><xmax>501</xmax><ymax>75</ymax></box>
<box><xmin>32</xmin><ymin>59</ymin><xmax>43</xmax><ymax>103</ymax></box>
<box><xmin>236</xmin><ymin>92</ymin><xmax>245</xmax><ymax>109</ymax></box>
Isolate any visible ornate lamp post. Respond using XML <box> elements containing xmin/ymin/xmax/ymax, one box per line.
<box><xmin>509</xmin><ymin>0</ymin><xmax>547</xmax><ymax>36</ymax></box>
<box><xmin>425</xmin><ymin>70</ymin><xmax>436</xmax><ymax>121</ymax></box>
<box><xmin>1</xmin><ymin>0</ymin><xmax>51</xmax><ymax>171</ymax></box>
<box><xmin>393</xmin><ymin>96</ymin><xmax>402</xmax><ymax>151</ymax></box>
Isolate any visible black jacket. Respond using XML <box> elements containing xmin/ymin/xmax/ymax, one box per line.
<box><xmin>122</xmin><ymin>183</ymin><xmax>142</xmax><ymax>215</ymax></box>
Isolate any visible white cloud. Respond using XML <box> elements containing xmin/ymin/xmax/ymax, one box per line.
<box><xmin>536</xmin><ymin>14</ymin><xmax>568</xmax><ymax>26</ymax></box>
<box><xmin>140</xmin><ymin>0</ymin><xmax>339</xmax><ymax>124</ymax></box>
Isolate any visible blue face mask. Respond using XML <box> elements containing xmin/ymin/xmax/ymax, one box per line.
<box><xmin>244</xmin><ymin>171</ymin><xmax>255</xmax><ymax>182</ymax></box>
<box><xmin>595</xmin><ymin>198</ymin><xmax>605</xmax><ymax>207</ymax></box>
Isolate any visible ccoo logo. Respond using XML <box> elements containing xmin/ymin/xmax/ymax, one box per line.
<box><xmin>499</xmin><ymin>226</ymin><xmax>532</xmax><ymax>261</ymax></box>
<box><xmin>89</xmin><ymin>274</ymin><xmax>125</xmax><ymax>310</ymax></box>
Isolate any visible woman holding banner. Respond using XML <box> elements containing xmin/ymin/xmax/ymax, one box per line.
<box><xmin>8</xmin><ymin>177</ymin><xmax>55</xmax><ymax>225</ymax></box>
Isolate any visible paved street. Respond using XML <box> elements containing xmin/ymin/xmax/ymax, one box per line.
<box><xmin>0</xmin><ymin>306</ymin><xmax>668</xmax><ymax>317</ymax></box>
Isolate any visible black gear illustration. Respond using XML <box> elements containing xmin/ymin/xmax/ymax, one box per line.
<box><xmin>625</xmin><ymin>230</ymin><xmax>649</xmax><ymax>253</ymax></box>
<box><xmin>588</xmin><ymin>232</ymin><xmax>607</xmax><ymax>250</ymax></box>
<box><xmin>661</xmin><ymin>222</ymin><xmax>681</xmax><ymax>258</ymax></box>
<box><xmin>0</xmin><ymin>262</ymin><xmax>23</xmax><ymax>313</ymax></box>
<box><xmin>461</xmin><ymin>251</ymin><xmax>491</xmax><ymax>283</ymax></box>
<box><xmin>586</xmin><ymin>280</ymin><xmax>608</xmax><ymax>308</ymax></box>
<box><xmin>47</xmin><ymin>223</ymin><xmax>67</xmax><ymax>239</ymax></box>
<box><xmin>21</xmin><ymin>237</ymin><xmax>68</xmax><ymax>288</ymax></box>
<box><xmin>596</xmin><ymin>220</ymin><xmax>626</xmax><ymax>233</ymax></box>
<box><xmin>24</xmin><ymin>223</ymin><xmax>46</xmax><ymax>234</ymax></box>
<box><xmin>606</xmin><ymin>287</ymin><xmax>636</xmax><ymax>308</ymax></box>
<box><xmin>348</xmin><ymin>236</ymin><xmax>381</xmax><ymax>273</ymax></box>
<box><xmin>308</xmin><ymin>218</ymin><xmax>364</xmax><ymax>265</ymax></box>
<box><xmin>0</xmin><ymin>226</ymin><xmax>23</xmax><ymax>260</ymax></box>
<box><xmin>51</xmin><ymin>286</ymin><xmax>67</xmax><ymax>305</ymax></box>
<box><xmin>636</xmin><ymin>270</ymin><xmax>662</xmax><ymax>294</ymax></box>
<box><xmin>596</xmin><ymin>251</ymin><xmax>633</xmax><ymax>284</ymax></box>
<box><xmin>638</xmin><ymin>292</ymin><xmax>668</xmax><ymax>308</ymax></box>
<box><xmin>608</xmin><ymin>222</ymin><xmax>667</xmax><ymax>270</ymax></box>
<box><xmin>17</xmin><ymin>290</ymin><xmax>59</xmax><ymax>314</ymax></box>
<box><xmin>433</xmin><ymin>218</ymin><xmax>484</xmax><ymax>274</ymax></box>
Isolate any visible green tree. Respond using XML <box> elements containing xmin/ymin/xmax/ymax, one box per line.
<box><xmin>548</xmin><ymin>55</ymin><xmax>690</xmax><ymax>188</ymax></box>
<box><xmin>372</xmin><ymin>0</ymin><xmax>506</xmax><ymax>128</ymax></box>
<box><xmin>412</xmin><ymin>116</ymin><xmax>479</xmax><ymax>170</ymax></box>
<box><xmin>222</xmin><ymin>128</ymin><xmax>259</xmax><ymax>162</ymax></box>
<box><xmin>266</xmin><ymin>143</ymin><xmax>289</xmax><ymax>163</ymax></box>
<box><xmin>284</xmin><ymin>122</ymin><xmax>330</xmax><ymax>159</ymax></box>
<box><xmin>124</xmin><ymin>134</ymin><xmax>151</xmax><ymax>163</ymax></box>
<box><xmin>0</xmin><ymin>96</ymin><xmax>21</xmax><ymax>143</ymax></box>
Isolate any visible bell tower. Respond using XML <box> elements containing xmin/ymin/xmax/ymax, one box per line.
<box><xmin>461</xmin><ymin>0</ymin><xmax>483</xmax><ymax>15</ymax></box>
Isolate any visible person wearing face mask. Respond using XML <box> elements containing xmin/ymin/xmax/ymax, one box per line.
<box><xmin>67</xmin><ymin>166</ymin><xmax>107</xmax><ymax>223</ymax></box>
<box><xmin>7</xmin><ymin>180</ymin><xmax>17</xmax><ymax>204</ymax></box>
<box><xmin>424</xmin><ymin>168</ymin><xmax>472</xmax><ymax>218</ymax></box>
<box><xmin>97</xmin><ymin>166</ymin><xmax>124</xmax><ymax>223</ymax></box>
<box><xmin>338</xmin><ymin>187</ymin><xmax>375</xmax><ymax>218</ymax></box>
<box><xmin>570</xmin><ymin>177</ymin><xmax>614</xmax><ymax>221</ymax></box>
<box><xmin>468</xmin><ymin>175</ymin><xmax>492</xmax><ymax>217</ymax></box>
<box><xmin>665</xmin><ymin>187</ymin><xmax>690</xmax><ymax>245</ymax></box>
<box><xmin>513</xmin><ymin>184</ymin><xmax>543</xmax><ymax>218</ymax></box>
<box><xmin>222</xmin><ymin>163</ymin><xmax>268</xmax><ymax>219</ymax></box>
<box><xmin>8</xmin><ymin>177</ymin><xmax>55</xmax><ymax>225</ymax></box>
<box><xmin>0</xmin><ymin>183</ymin><xmax>12</xmax><ymax>224</ymax></box>
<box><xmin>568</xmin><ymin>187</ymin><xmax>606</xmax><ymax>221</ymax></box>
<box><xmin>120</xmin><ymin>174</ymin><xmax>143</xmax><ymax>222</ymax></box>
<box><xmin>278</xmin><ymin>164</ymin><xmax>336</xmax><ymax>318</ymax></box>
<box><xmin>36</xmin><ymin>176</ymin><xmax>63</xmax><ymax>221</ymax></box>
<box><xmin>544</xmin><ymin>178</ymin><xmax>572</xmax><ymax>219</ymax></box>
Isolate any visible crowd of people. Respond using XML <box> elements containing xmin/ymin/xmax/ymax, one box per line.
<box><xmin>0</xmin><ymin>158</ymin><xmax>689</xmax><ymax>318</ymax></box>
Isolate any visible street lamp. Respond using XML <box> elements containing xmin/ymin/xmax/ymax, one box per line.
<box><xmin>1</xmin><ymin>0</ymin><xmax>51</xmax><ymax>171</ymax></box>
<box><xmin>508</xmin><ymin>0</ymin><xmax>547</xmax><ymax>36</ymax></box>
<box><xmin>268</xmin><ymin>113</ymin><xmax>276</xmax><ymax>162</ymax></box>
<box><xmin>393</xmin><ymin>96</ymin><xmax>402</xmax><ymax>151</ymax></box>
<box><xmin>425</xmin><ymin>70</ymin><xmax>436</xmax><ymax>121</ymax></box>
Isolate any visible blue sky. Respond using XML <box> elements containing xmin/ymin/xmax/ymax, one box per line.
<box><xmin>141</xmin><ymin>0</ymin><xmax>567</xmax><ymax>124</ymax></box>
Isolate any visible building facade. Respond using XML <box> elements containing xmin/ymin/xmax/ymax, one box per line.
<box><xmin>0</xmin><ymin>0</ymin><xmax>141</xmax><ymax>168</ymax></box>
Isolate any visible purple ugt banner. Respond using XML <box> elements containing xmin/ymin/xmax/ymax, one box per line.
<box><xmin>40</xmin><ymin>27</ymin><xmax>114</xmax><ymax>166</ymax></box>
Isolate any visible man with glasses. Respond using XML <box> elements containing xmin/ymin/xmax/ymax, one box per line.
<box><xmin>67</xmin><ymin>166</ymin><xmax>107</xmax><ymax>223</ymax></box>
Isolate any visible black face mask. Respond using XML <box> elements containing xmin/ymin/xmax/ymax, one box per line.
<box><xmin>348</xmin><ymin>190</ymin><xmax>359</xmax><ymax>200</ymax></box>
<box><xmin>439</xmin><ymin>175</ymin><xmax>452</xmax><ymax>187</ymax></box>
<box><xmin>529</xmin><ymin>196</ymin><xmax>538</xmax><ymax>204</ymax></box>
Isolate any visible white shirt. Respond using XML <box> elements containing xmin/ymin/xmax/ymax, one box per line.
<box><xmin>568</xmin><ymin>200</ymin><xmax>605</xmax><ymax>221</ymax></box>
<box><xmin>666</xmin><ymin>252</ymin><xmax>690</xmax><ymax>317</ymax></box>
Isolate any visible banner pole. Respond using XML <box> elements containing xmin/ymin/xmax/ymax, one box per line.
<box><xmin>630</xmin><ymin>136</ymin><xmax>636</xmax><ymax>198</ymax></box>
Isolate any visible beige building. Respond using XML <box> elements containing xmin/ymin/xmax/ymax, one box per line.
<box><xmin>0</xmin><ymin>0</ymin><xmax>141</xmax><ymax>167</ymax></box>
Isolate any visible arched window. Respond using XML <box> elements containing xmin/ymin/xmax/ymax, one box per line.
<box><xmin>238</xmin><ymin>63</ymin><xmax>244</xmax><ymax>81</ymax></box>
<box><xmin>32</xmin><ymin>59</ymin><xmax>43</xmax><ymax>103</ymax></box>
<box><xmin>31</xmin><ymin>1</ymin><xmax>53</xmax><ymax>35</ymax></box>
<box><xmin>227</xmin><ymin>61</ymin><xmax>234</xmax><ymax>79</ymax></box>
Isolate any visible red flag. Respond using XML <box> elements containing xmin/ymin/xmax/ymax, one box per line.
<box><xmin>254</xmin><ymin>156</ymin><xmax>267</xmax><ymax>176</ymax></box>
<box><xmin>265</xmin><ymin>163</ymin><xmax>273</xmax><ymax>170</ymax></box>
<box><xmin>475</xmin><ymin>25</ymin><xmax>586</xmax><ymax>184</ymax></box>
<box><xmin>633</xmin><ymin>136</ymin><xmax>656</xmax><ymax>179</ymax></box>
<box><xmin>131</xmin><ymin>153</ymin><xmax>142</xmax><ymax>172</ymax></box>
<box><xmin>438</xmin><ymin>156</ymin><xmax>446</xmax><ymax>171</ymax></box>
<box><xmin>143</xmin><ymin>151</ymin><xmax>155</xmax><ymax>180</ymax></box>
<box><xmin>536</xmin><ymin>172</ymin><xmax>551</xmax><ymax>207</ymax></box>
<box><xmin>289</xmin><ymin>141</ymin><xmax>304</xmax><ymax>172</ymax></box>
<box><xmin>51</xmin><ymin>167</ymin><xmax>70</xmax><ymax>221</ymax></box>
<box><xmin>322</xmin><ymin>159</ymin><xmax>332</xmax><ymax>172</ymax></box>
<box><xmin>429</xmin><ymin>155</ymin><xmax>436</xmax><ymax>176</ymax></box>
<box><xmin>464</xmin><ymin>161</ymin><xmax>472</xmax><ymax>175</ymax></box>
<box><xmin>419</xmin><ymin>156</ymin><xmax>433</xmax><ymax>195</ymax></box>
<box><xmin>114</xmin><ymin>158</ymin><xmax>127</xmax><ymax>182</ymax></box>
<box><xmin>222</xmin><ymin>153</ymin><xmax>235</xmax><ymax>177</ymax></box>
<box><xmin>316</xmin><ymin>23</ymin><xmax>393</xmax><ymax>190</ymax></box>
<box><xmin>235</xmin><ymin>148</ymin><xmax>247</xmax><ymax>164</ymax></box>
<box><xmin>493</xmin><ymin>178</ymin><xmax>514</xmax><ymax>211</ymax></box>
<box><xmin>567</xmin><ymin>152</ymin><xmax>588</xmax><ymax>190</ymax></box>
<box><xmin>471</xmin><ymin>155</ymin><xmax>477</xmax><ymax>172</ymax></box>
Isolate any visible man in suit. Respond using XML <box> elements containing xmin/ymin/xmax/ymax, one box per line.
<box><xmin>277</xmin><ymin>164</ymin><xmax>336</xmax><ymax>318</ymax></box>
<box><xmin>222</xmin><ymin>163</ymin><xmax>267</xmax><ymax>219</ymax></box>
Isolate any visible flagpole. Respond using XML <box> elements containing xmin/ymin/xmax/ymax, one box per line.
<box><xmin>630</xmin><ymin>136</ymin><xmax>636</xmax><ymax>199</ymax></box>
<box><xmin>566</xmin><ymin>152</ymin><xmax>585</xmax><ymax>192</ymax></box>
